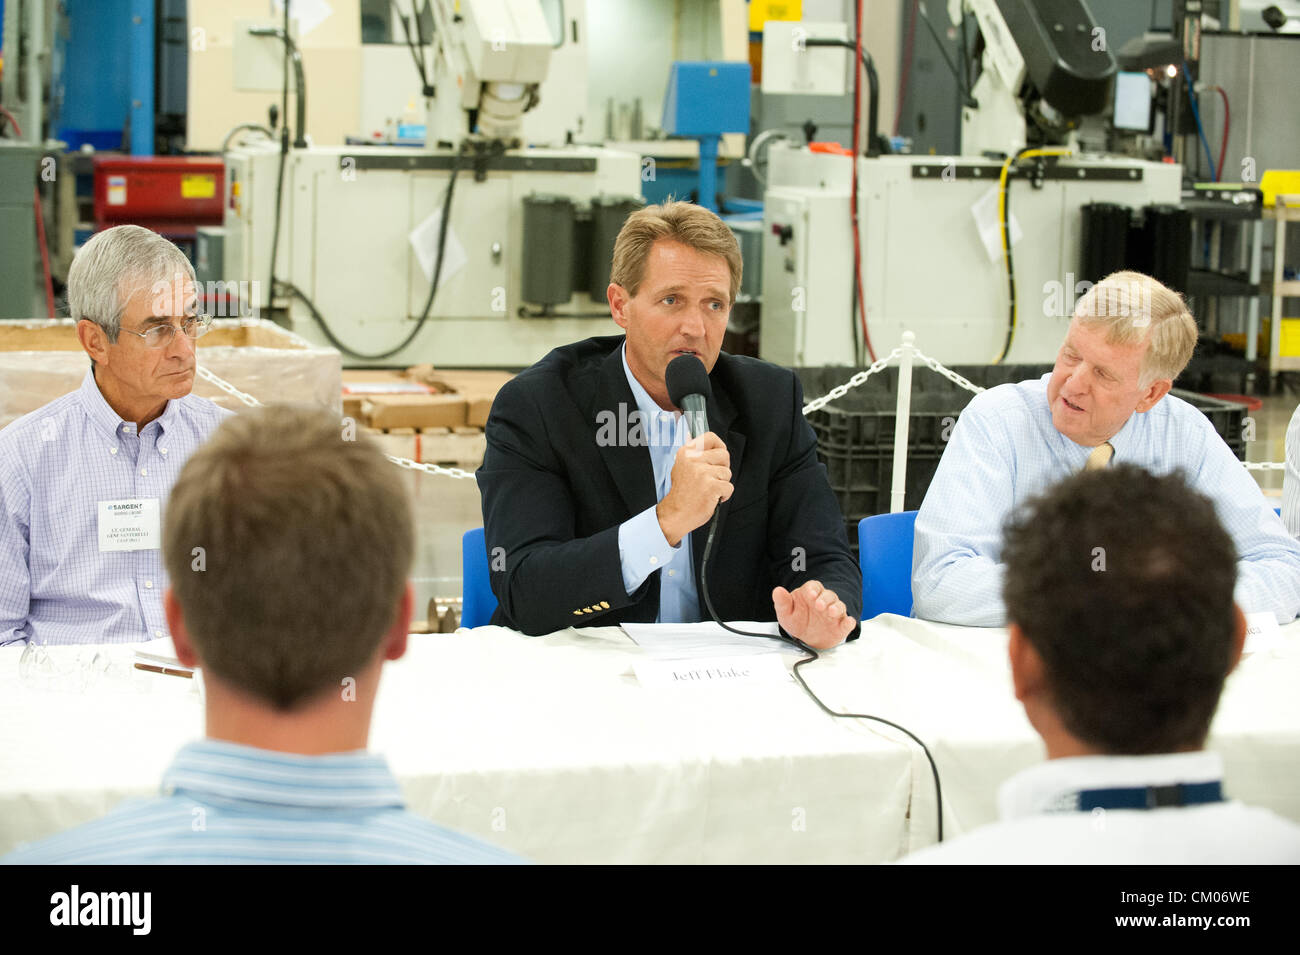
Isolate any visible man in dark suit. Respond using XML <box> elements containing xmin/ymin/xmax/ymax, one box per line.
<box><xmin>477</xmin><ymin>201</ymin><xmax>860</xmax><ymax>647</ymax></box>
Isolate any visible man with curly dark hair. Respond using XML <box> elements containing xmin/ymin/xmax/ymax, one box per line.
<box><xmin>905</xmin><ymin>465</ymin><xmax>1300</xmax><ymax>864</ymax></box>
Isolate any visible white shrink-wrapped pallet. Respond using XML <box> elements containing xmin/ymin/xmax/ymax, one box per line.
<box><xmin>0</xmin><ymin>319</ymin><xmax>342</xmax><ymax>428</ymax></box>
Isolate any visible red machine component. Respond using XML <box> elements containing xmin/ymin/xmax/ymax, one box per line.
<box><xmin>92</xmin><ymin>156</ymin><xmax>225</xmax><ymax>239</ymax></box>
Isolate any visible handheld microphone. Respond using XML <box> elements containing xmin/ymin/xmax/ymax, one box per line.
<box><xmin>664</xmin><ymin>351</ymin><xmax>773</xmax><ymax>638</ymax></box>
<box><xmin>665</xmin><ymin>354</ymin><xmax>711</xmax><ymax>439</ymax></box>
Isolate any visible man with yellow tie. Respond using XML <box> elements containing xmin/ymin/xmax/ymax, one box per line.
<box><xmin>912</xmin><ymin>271</ymin><xmax>1300</xmax><ymax>627</ymax></box>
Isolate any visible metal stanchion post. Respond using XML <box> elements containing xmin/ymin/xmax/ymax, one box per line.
<box><xmin>890</xmin><ymin>331</ymin><xmax>915</xmax><ymax>514</ymax></box>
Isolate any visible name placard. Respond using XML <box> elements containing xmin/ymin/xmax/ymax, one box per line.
<box><xmin>1244</xmin><ymin>611</ymin><xmax>1285</xmax><ymax>655</ymax></box>
<box><xmin>633</xmin><ymin>654</ymin><xmax>790</xmax><ymax>689</ymax></box>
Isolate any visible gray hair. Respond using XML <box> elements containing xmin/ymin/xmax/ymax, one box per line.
<box><xmin>67</xmin><ymin>225</ymin><xmax>197</xmax><ymax>342</ymax></box>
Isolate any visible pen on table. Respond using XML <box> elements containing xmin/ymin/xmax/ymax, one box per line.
<box><xmin>133</xmin><ymin>662</ymin><xmax>194</xmax><ymax>679</ymax></box>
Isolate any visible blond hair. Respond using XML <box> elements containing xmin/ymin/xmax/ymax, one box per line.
<box><xmin>163</xmin><ymin>406</ymin><xmax>413</xmax><ymax>711</ymax></box>
<box><xmin>609</xmin><ymin>200</ymin><xmax>742</xmax><ymax>304</ymax></box>
<box><xmin>1073</xmin><ymin>271</ymin><xmax>1197</xmax><ymax>385</ymax></box>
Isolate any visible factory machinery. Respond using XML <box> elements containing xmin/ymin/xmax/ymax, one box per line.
<box><xmin>16</xmin><ymin>0</ymin><xmax>1245</xmax><ymax>370</ymax></box>
<box><xmin>216</xmin><ymin>0</ymin><xmax>643</xmax><ymax>366</ymax></box>
<box><xmin>759</xmin><ymin>0</ymin><xmax>1185</xmax><ymax>367</ymax></box>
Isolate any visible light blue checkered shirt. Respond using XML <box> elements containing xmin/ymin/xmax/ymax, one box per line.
<box><xmin>1</xmin><ymin>739</ymin><xmax>525</xmax><ymax>865</ymax></box>
<box><xmin>913</xmin><ymin>375</ymin><xmax>1300</xmax><ymax>626</ymax></box>
<box><xmin>0</xmin><ymin>368</ymin><xmax>229</xmax><ymax>646</ymax></box>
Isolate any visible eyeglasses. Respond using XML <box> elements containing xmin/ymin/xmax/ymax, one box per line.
<box><xmin>120</xmin><ymin>314</ymin><xmax>213</xmax><ymax>348</ymax></box>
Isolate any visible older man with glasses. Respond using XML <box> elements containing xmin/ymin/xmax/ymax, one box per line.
<box><xmin>0</xmin><ymin>225</ymin><xmax>230</xmax><ymax>646</ymax></box>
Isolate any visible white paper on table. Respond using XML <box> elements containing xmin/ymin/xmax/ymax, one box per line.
<box><xmin>1244</xmin><ymin>611</ymin><xmax>1286</xmax><ymax>654</ymax></box>
<box><xmin>409</xmin><ymin>204</ymin><xmax>468</xmax><ymax>285</ymax></box>
<box><xmin>272</xmin><ymin>0</ymin><xmax>333</xmax><ymax>37</ymax></box>
<box><xmin>621</xmin><ymin>621</ymin><xmax>799</xmax><ymax>659</ymax></box>
<box><xmin>633</xmin><ymin>653</ymin><xmax>791</xmax><ymax>689</ymax></box>
<box><xmin>971</xmin><ymin>184</ymin><xmax>1023</xmax><ymax>263</ymax></box>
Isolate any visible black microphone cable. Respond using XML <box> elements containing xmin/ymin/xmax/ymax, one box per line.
<box><xmin>666</xmin><ymin>351</ymin><xmax>944</xmax><ymax>842</ymax></box>
<box><xmin>696</xmin><ymin>510</ymin><xmax>944</xmax><ymax>843</ymax></box>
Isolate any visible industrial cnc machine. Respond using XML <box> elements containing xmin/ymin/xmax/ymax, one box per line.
<box><xmin>218</xmin><ymin>0</ymin><xmax>643</xmax><ymax>367</ymax></box>
<box><xmin>759</xmin><ymin>0</ymin><xmax>1183</xmax><ymax>368</ymax></box>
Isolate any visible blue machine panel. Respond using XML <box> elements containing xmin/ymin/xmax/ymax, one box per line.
<box><xmin>662</xmin><ymin>61</ymin><xmax>751</xmax><ymax>136</ymax></box>
<box><xmin>49</xmin><ymin>0</ymin><xmax>155</xmax><ymax>154</ymax></box>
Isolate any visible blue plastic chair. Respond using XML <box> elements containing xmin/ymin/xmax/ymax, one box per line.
<box><xmin>857</xmin><ymin>511</ymin><xmax>919</xmax><ymax>619</ymax></box>
<box><xmin>461</xmin><ymin>527</ymin><xmax>498</xmax><ymax>629</ymax></box>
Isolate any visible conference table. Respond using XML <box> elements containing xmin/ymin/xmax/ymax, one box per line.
<box><xmin>3</xmin><ymin>615</ymin><xmax>1298</xmax><ymax>864</ymax></box>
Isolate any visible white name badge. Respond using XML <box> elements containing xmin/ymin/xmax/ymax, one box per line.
<box><xmin>97</xmin><ymin>499</ymin><xmax>162</xmax><ymax>552</ymax></box>
<box><xmin>633</xmin><ymin>653</ymin><xmax>791</xmax><ymax>690</ymax></box>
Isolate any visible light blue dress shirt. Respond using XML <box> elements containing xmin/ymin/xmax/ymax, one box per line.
<box><xmin>615</xmin><ymin>344</ymin><xmax>700</xmax><ymax>623</ymax></box>
<box><xmin>0</xmin><ymin>368</ymin><xmax>229</xmax><ymax>646</ymax></box>
<box><xmin>912</xmin><ymin>374</ymin><xmax>1300</xmax><ymax>626</ymax></box>
<box><xmin>1</xmin><ymin>739</ymin><xmax>525</xmax><ymax>865</ymax></box>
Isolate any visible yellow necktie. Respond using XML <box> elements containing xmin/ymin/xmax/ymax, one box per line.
<box><xmin>1084</xmin><ymin>442</ymin><xmax>1114</xmax><ymax>470</ymax></box>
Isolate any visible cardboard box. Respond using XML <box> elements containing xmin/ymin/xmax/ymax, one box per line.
<box><xmin>361</xmin><ymin>394</ymin><xmax>467</xmax><ymax>430</ymax></box>
<box><xmin>409</xmin><ymin>367</ymin><xmax>516</xmax><ymax>394</ymax></box>
<box><xmin>406</xmin><ymin>365</ymin><xmax>513</xmax><ymax>428</ymax></box>
<box><xmin>420</xmin><ymin>426</ymin><xmax>487</xmax><ymax>465</ymax></box>
<box><xmin>465</xmin><ymin>397</ymin><xmax>494</xmax><ymax>429</ymax></box>
<box><xmin>342</xmin><ymin>370</ymin><xmax>431</xmax><ymax>421</ymax></box>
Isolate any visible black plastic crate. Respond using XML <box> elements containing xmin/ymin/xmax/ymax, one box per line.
<box><xmin>796</xmin><ymin>364</ymin><xmax>1248</xmax><ymax>550</ymax></box>
<box><xmin>1178</xmin><ymin>390</ymin><xmax>1247</xmax><ymax>458</ymax></box>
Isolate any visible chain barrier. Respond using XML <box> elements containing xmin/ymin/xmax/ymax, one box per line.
<box><xmin>913</xmin><ymin>350</ymin><xmax>988</xmax><ymax>396</ymax></box>
<box><xmin>384</xmin><ymin>455</ymin><xmax>478</xmax><ymax>481</ymax></box>
<box><xmin>800</xmin><ymin>348</ymin><xmax>903</xmax><ymax>415</ymax></box>
<box><xmin>200</xmin><ymin>353</ymin><xmax>1285</xmax><ymax>479</ymax></box>
<box><xmin>196</xmin><ymin>366</ymin><xmax>478</xmax><ymax>480</ymax></box>
<box><xmin>800</xmin><ymin>346</ymin><xmax>1285</xmax><ymax>474</ymax></box>
<box><xmin>195</xmin><ymin>366</ymin><xmax>261</xmax><ymax>408</ymax></box>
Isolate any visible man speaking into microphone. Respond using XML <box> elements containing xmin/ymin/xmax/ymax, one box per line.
<box><xmin>476</xmin><ymin>201</ymin><xmax>860</xmax><ymax>647</ymax></box>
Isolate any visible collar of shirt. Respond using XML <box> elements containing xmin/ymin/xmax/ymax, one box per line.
<box><xmin>76</xmin><ymin>367</ymin><xmax>182</xmax><ymax>442</ymax></box>
<box><xmin>1036</xmin><ymin>372</ymin><xmax>1144</xmax><ymax>463</ymax></box>
<box><xmin>621</xmin><ymin>342</ymin><xmax>689</xmax><ymax>452</ymax></box>
<box><xmin>998</xmin><ymin>751</ymin><xmax>1224</xmax><ymax>819</ymax></box>
<box><xmin>159</xmin><ymin>738</ymin><xmax>407</xmax><ymax>810</ymax></box>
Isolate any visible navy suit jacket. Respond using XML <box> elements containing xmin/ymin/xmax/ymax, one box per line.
<box><xmin>476</xmin><ymin>335</ymin><xmax>861</xmax><ymax>638</ymax></box>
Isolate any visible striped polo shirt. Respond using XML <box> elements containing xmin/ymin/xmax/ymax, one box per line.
<box><xmin>1</xmin><ymin>739</ymin><xmax>525</xmax><ymax>865</ymax></box>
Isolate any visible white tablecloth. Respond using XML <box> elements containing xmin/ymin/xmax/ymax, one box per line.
<box><xmin>2</xmin><ymin>616</ymin><xmax>1298</xmax><ymax>863</ymax></box>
